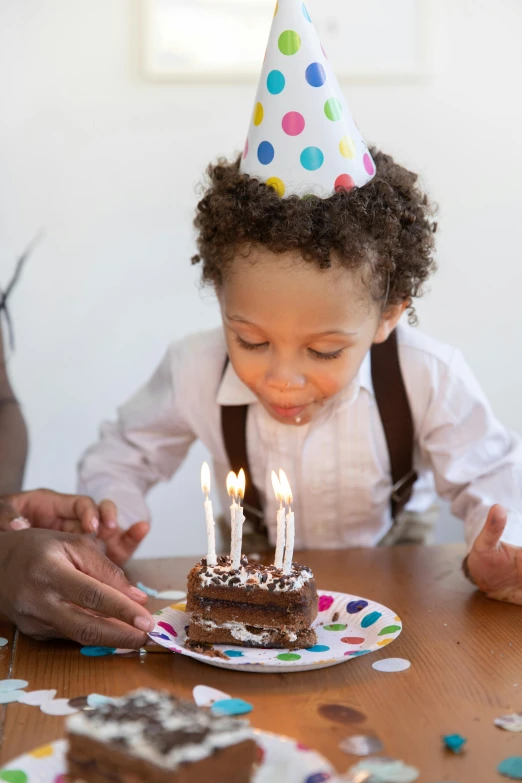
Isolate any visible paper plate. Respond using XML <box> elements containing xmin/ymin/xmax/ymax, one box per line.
<box><xmin>0</xmin><ymin>733</ymin><xmax>336</xmax><ymax>783</ymax></box>
<box><xmin>148</xmin><ymin>590</ymin><xmax>402</xmax><ymax>673</ymax></box>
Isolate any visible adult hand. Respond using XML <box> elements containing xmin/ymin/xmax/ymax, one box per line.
<box><xmin>0</xmin><ymin>529</ymin><xmax>154</xmax><ymax>647</ymax></box>
<box><xmin>466</xmin><ymin>504</ymin><xmax>522</xmax><ymax>604</ymax></box>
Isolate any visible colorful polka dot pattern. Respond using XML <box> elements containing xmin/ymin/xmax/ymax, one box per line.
<box><xmin>0</xmin><ymin>735</ymin><xmax>335</xmax><ymax>783</ymax></box>
<box><xmin>239</xmin><ymin>0</ymin><xmax>375</xmax><ymax>196</ymax></box>
<box><xmin>147</xmin><ymin>590</ymin><xmax>401</xmax><ymax>671</ymax></box>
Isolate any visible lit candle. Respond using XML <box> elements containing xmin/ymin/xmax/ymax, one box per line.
<box><xmin>201</xmin><ymin>462</ymin><xmax>217</xmax><ymax>566</ymax></box>
<box><xmin>279</xmin><ymin>469</ymin><xmax>295</xmax><ymax>575</ymax></box>
<box><xmin>271</xmin><ymin>470</ymin><xmax>286</xmax><ymax>569</ymax></box>
<box><xmin>228</xmin><ymin>470</ymin><xmax>246</xmax><ymax>570</ymax></box>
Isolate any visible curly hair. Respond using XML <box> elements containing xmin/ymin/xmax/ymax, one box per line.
<box><xmin>191</xmin><ymin>148</ymin><xmax>437</xmax><ymax>323</ymax></box>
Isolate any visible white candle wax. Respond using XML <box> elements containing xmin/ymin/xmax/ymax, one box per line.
<box><xmin>230</xmin><ymin>503</ymin><xmax>245</xmax><ymax>570</ymax></box>
<box><xmin>274</xmin><ymin>506</ymin><xmax>286</xmax><ymax>569</ymax></box>
<box><xmin>282</xmin><ymin>510</ymin><xmax>295</xmax><ymax>575</ymax></box>
<box><xmin>204</xmin><ymin>496</ymin><xmax>217</xmax><ymax>566</ymax></box>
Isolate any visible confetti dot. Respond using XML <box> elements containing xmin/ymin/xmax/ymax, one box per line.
<box><xmin>324</xmin><ymin>97</ymin><xmax>343</xmax><ymax>121</ymax></box>
<box><xmin>305</xmin><ymin>62</ymin><xmax>326</xmax><ymax>87</ymax></box>
<box><xmin>278</xmin><ymin>30</ymin><xmax>301</xmax><ymax>56</ymax></box>
<box><xmin>0</xmin><ymin>772</ymin><xmax>28</xmax><ymax>783</ymax></box>
<box><xmin>339</xmin><ymin>136</ymin><xmax>356</xmax><ymax>158</ymax></box>
<box><xmin>346</xmin><ymin>600</ymin><xmax>368</xmax><ymax>614</ymax></box>
<box><xmin>323</xmin><ymin>623</ymin><xmax>347</xmax><ymax>632</ymax></box>
<box><xmin>300</xmin><ymin>146</ymin><xmax>324</xmax><ymax>171</ymax></box>
<box><xmin>19</xmin><ymin>689</ymin><xmax>57</xmax><ymax>706</ymax></box>
<box><xmin>443</xmin><ymin>734</ymin><xmax>467</xmax><ymax>753</ymax></box>
<box><xmin>136</xmin><ymin>581</ymin><xmax>158</xmax><ymax>597</ymax></box>
<box><xmin>0</xmin><ymin>691</ymin><xmax>24</xmax><ymax>704</ymax></box>
<box><xmin>499</xmin><ymin>757</ymin><xmax>522</xmax><ymax>779</ymax></box>
<box><xmin>243</xmin><ymin>138</ymin><xmax>249</xmax><ymax>159</ymax></box>
<box><xmin>80</xmin><ymin>646</ymin><xmax>116</xmax><ymax>656</ymax></box>
<box><xmin>302</xmin><ymin>3</ymin><xmax>312</xmax><ymax>22</ymax></box>
<box><xmin>277</xmin><ymin>653</ymin><xmax>302</xmax><ymax>661</ymax></box>
<box><xmin>361</xmin><ymin>611</ymin><xmax>382</xmax><ymax>628</ymax></box>
<box><xmin>157</xmin><ymin>621</ymin><xmax>177</xmax><ymax>637</ymax></box>
<box><xmin>29</xmin><ymin>745</ymin><xmax>54</xmax><ymax>759</ymax></box>
<box><xmin>345</xmin><ymin>650</ymin><xmax>372</xmax><ymax>656</ymax></box>
<box><xmin>266</xmin><ymin>176</ymin><xmax>285</xmax><ymax>196</ymax></box>
<box><xmin>341</xmin><ymin>637</ymin><xmax>365</xmax><ymax>645</ymax></box>
<box><xmin>378</xmin><ymin>625</ymin><xmax>401</xmax><ymax>636</ymax></box>
<box><xmin>253</xmin><ymin>102</ymin><xmax>264</xmax><ymax>126</ymax></box>
<box><xmin>306</xmin><ymin>645</ymin><xmax>330</xmax><ymax>653</ymax></box>
<box><xmin>377</xmin><ymin>639</ymin><xmax>393</xmax><ymax>647</ymax></box>
<box><xmin>149</xmin><ymin>632</ymin><xmax>170</xmax><ymax>641</ymax></box>
<box><xmin>372</xmin><ymin>657</ymin><xmax>411</xmax><ymax>673</ymax></box>
<box><xmin>282</xmin><ymin>111</ymin><xmax>305</xmax><ymax>136</ymax></box>
<box><xmin>0</xmin><ymin>638</ymin><xmax>7</xmax><ymax>647</ymax></box>
<box><xmin>258</xmin><ymin>141</ymin><xmax>275</xmax><ymax>165</ymax></box>
<box><xmin>0</xmin><ymin>679</ymin><xmax>28</xmax><ymax>692</ymax></box>
<box><xmin>40</xmin><ymin>698</ymin><xmax>79</xmax><ymax>716</ymax></box>
<box><xmin>305</xmin><ymin>774</ymin><xmax>331</xmax><ymax>783</ymax></box>
<box><xmin>334</xmin><ymin>174</ymin><xmax>355</xmax><ymax>193</ymax></box>
<box><xmin>211</xmin><ymin>698</ymin><xmax>253</xmax><ymax>716</ymax></box>
<box><xmin>87</xmin><ymin>693</ymin><xmax>118</xmax><ymax>708</ymax></box>
<box><xmin>318</xmin><ymin>595</ymin><xmax>334</xmax><ymax>612</ymax></box>
<box><xmin>224</xmin><ymin>650</ymin><xmax>244</xmax><ymax>657</ymax></box>
<box><xmin>267</xmin><ymin>69</ymin><xmax>285</xmax><ymax>94</ymax></box>
<box><xmin>363</xmin><ymin>152</ymin><xmax>375</xmax><ymax>175</ymax></box>
<box><xmin>193</xmin><ymin>685</ymin><xmax>231</xmax><ymax>707</ymax></box>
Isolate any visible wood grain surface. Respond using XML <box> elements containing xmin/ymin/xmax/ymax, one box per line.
<box><xmin>1</xmin><ymin>545</ymin><xmax>522</xmax><ymax>782</ymax></box>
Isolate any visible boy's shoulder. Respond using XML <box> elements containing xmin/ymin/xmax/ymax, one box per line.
<box><xmin>396</xmin><ymin>322</ymin><xmax>457</xmax><ymax>369</ymax></box>
<box><xmin>166</xmin><ymin>327</ymin><xmax>228</xmax><ymax>392</ymax></box>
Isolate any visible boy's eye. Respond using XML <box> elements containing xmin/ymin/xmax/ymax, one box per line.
<box><xmin>308</xmin><ymin>347</ymin><xmax>344</xmax><ymax>361</ymax></box>
<box><xmin>235</xmin><ymin>335</ymin><xmax>269</xmax><ymax>351</ymax></box>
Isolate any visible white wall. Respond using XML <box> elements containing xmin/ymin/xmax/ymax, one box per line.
<box><xmin>1</xmin><ymin>0</ymin><xmax>521</xmax><ymax>557</ymax></box>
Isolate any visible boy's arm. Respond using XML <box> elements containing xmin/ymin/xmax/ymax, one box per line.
<box><xmin>0</xmin><ymin>323</ymin><xmax>28</xmax><ymax>494</ymax></box>
<box><xmin>417</xmin><ymin>348</ymin><xmax>522</xmax><ymax>548</ymax></box>
<box><xmin>78</xmin><ymin>343</ymin><xmax>196</xmax><ymax>527</ymax></box>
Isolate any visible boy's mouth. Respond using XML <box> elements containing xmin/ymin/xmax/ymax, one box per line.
<box><xmin>268</xmin><ymin>403</ymin><xmax>311</xmax><ymax>419</ymax></box>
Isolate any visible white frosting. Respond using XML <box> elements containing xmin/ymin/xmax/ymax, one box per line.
<box><xmin>194</xmin><ymin>618</ymin><xmax>298</xmax><ymax>644</ymax></box>
<box><xmin>66</xmin><ymin>689</ymin><xmax>251</xmax><ymax>771</ymax></box>
<box><xmin>198</xmin><ymin>556</ymin><xmax>313</xmax><ymax>593</ymax></box>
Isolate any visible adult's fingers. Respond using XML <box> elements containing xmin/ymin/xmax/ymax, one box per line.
<box><xmin>471</xmin><ymin>504</ymin><xmax>508</xmax><ymax>554</ymax></box>
<box><xmin>49</xmin><ymin>603</ymin><xmax>149</xmax><ymax>649</ymax></box>
<box><xmin>98</xmin><ymin>499</ymin><xmax>118</xmax><ymax>530</ymax></box>
<box><xmin>55</xmin><ymin>566</ymin><xmax>154</xmax><ymax>633</ymax></box>
<box><xmin>104</xmin><ymin>521</ymin><xmax>150</xmax><ymax>567</ymax></box>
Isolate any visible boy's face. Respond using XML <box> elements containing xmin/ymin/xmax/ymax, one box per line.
<box><xmin>220</xmin><ymin>247</ymin><xmax>404</xmax><ymax>426</ymax></box>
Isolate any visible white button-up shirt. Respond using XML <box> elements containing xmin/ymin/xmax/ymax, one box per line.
<box><xmin>78</xmin><ymin>325</ymin><xmax>522</xmax><ymax>550</ymax></box>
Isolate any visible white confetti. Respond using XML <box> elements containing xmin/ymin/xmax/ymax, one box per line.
<box><xmin>156</xmin><ymin>590</ymin><xmax>187</xmax><ymax>601</ymax></box>
<box><xmin>40</xmin><ymin>698</ymin><xmax>79</xmax><ymax>716</ymax></box>
<box><xmin>340</xmin><ymin>735</ymin><xmax>384</xmax><ymax>756</ymax></box>
<box><xmin>372</xmin><ymin>658</ymin><xmax>411</xmax><ymax>673</ymax></box>
<box><xmin>193</xmin><ymin>685</ymin><xmax>232</xmax><ymax>707</ymax></box>
<box><xmin>494</xmin><ymin>713</ymin><xmax>522</xmax><ymax>732</ymax></box>
<box><xmin>87</xmin><ymin>693</ymin><xmax>118</xmax><ymax>708</ymax></box>
<box><xmin>0</xmin><ymin>690</ymin><xmax>25</xmax><ymax>704</ymax></box>
<box><xmin>349</xmin><ymin>758</ymin><xmax>419</xmax><ymax>783</ymax></box>
<box><xmin>0</xmin><ymin>679</ymin><xmax>29</xmax><ymax>691</ymax></box>
<box><xmin>0</xmin><ymin>637</ymin><xmax>8</xmax><ymax>647</ymax></box>
<box><xmin>19</xmin><ymin>689</ymin><xmax>57</xmax><ymax>706</ymax></box>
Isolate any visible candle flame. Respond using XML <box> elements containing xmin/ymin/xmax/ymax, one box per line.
<box><xmin>271</xmin><ymin>470</ymin><xmax>283</xmax><ymax>504</ymax></box>
<box><xmin>279</xmin><ymin>469</ymin><xmax>293</xmax><ymax>506</ymax></box>
<box><xmin>237</xmin><ymin>468</ymin><xmax>246</xmax><ymax>500</ymax></box>
<box><xmin>201</xmin><ymin>462</ymin><xmax>211</xmax><ymax>495</ymax></box>
<box><xmin>227</xmin><ymin>471</ymin><xmax>238</xmax><ymax>499</ymax></box>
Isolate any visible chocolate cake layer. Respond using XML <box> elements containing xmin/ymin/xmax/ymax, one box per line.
<box><xmin>188</xmin><ymin>618</ymin><xmax>317</xmax><ymax>649</ymax></box>
<box><xmin>66</xmin><ymin>689</ymin><xmax>256</xmax><ymax>783</ymax></box>
<box><xmin>186</xmin><ymin>595</ymin><xmax>317</xmax><ymax>630</ymax></box>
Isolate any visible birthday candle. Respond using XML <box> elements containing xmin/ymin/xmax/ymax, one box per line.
<box><xmin>271</xmin><ymin>470</ymin><xmax>286</xmax><ymax>569</ymax></box>
<box><xmin>279</xmin><ymin>469</ymin><xmax>295</xmax><ymax>575</ymax></box>
<box><xmin>228</xmin><ymin>470</ymin><xmax>246</xmax><ymax>570</ymax></box>
<box><xmin>201</xmin><ymin>462</ymin><xmax>216</xmax><ymax>567</ymax></box>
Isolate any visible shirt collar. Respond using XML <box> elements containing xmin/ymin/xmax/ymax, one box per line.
<box><xmin>216</xmin><ymin>350</ymin><xmax>374</xmax><ymax>408</ymax></box>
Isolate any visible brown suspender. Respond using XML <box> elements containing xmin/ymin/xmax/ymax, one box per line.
<box><xmin>220</xmin><ymin>329</ymin><xmax>417</xmax><ymax>537</ymax></box>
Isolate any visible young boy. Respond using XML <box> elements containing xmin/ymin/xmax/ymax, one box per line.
<box><xmin>79</xmin><ymin>0</ymin><xmax>521</xmax><ymax>603</ymax></box>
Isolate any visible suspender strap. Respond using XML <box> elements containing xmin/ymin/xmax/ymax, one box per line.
<box><xmin>370</xmin><ymin>329</ymin><xmax>418</xmax><ymax>518</ymax></box>
<box><xmin>221</xmin><ymin>400</ymin><xmax>266</xmax><ymax>531</ymax></box>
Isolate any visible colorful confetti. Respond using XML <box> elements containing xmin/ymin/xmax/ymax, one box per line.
<box><xmin>443</xmin><ymin>734</ymin><xmax>467</xmax><ymax>753</ymax></box>
<box><xmin>0</xmin><ymin>638</ymin><xmax>8</xmax><ymax>647</ymax></box>
<box><xmin>372</xmin><ymin>658</ymin><xmax>411</xmax><ymax>673</ymax></box>
<box><xmin>498</xmin><ymin>757</ymin><xmax>522</xmax><ymax>780</ymax></box>
<box><xmin>86</xmin><ymin>694</ymin><xmax>118</xmax><ymax>708</ymax></box>
<box><xmin>80</xmin><ymin>646</ymin><xmax>116</xmax><ymax>657</ymax></box>
<box><xmin>0</xmin><ymin>679</ymin><xmax>28</xmax><ymax>692</ymax></box>
<box><xmin>0</xmin><ymin>691</ymin><xmax>24</xmax><ymax>705</ymax></box>
<box><xmin>18</xmin><ymin>690</ymin><xmax>57</xmax><ymax>707</ymax></box>
<box><xmin>39</xmin><ymin>699</ymin><xmax>79</xmax><ymax>716</ymax></box>
<box><xmin>136</xmin><ymin>582</ymin><xmax>159</xmax><ymax>597</ymax></box>
<box><xmin>495</xmin><ymin>713</ymin><xmax>522</xmax><ymax>732</ymax></box>
<box><xmin>348</xmin><ymin>757</ymin><xmax>419</xmax><ymax>782</ymax></box>
<box><xmin>210</xmin><ymin>698</ymin><xmax>253</xmax><ymax>716</ymax></box>
<box><xmin>339</xmin><ymin>735</ymin><xmax>384</xmax><ymax>756</ymax></box>
<box><xmin>193</xmin><ymin>685</ymin><xmax>231</xmax><ymax>708</ymax></box>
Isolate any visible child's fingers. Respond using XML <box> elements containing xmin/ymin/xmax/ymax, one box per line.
<box><xmin>472</xmin><ymin>504</ymin><xmax>508</xmax><ymax>554</ymax></box>
<box><xmin>104</xmin><ymin>521</ymin><xmax>150</xmax><ymax>567</ymax></box>
<box><xmin>98</xmin><ymin>499</ymin><xmax>118</xmax><ymax>530</ymax></box>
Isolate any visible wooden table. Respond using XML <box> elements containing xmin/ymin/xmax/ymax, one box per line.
<box><xmin>1</xmin><ymin>544</ymin><xmax>522</xmax><ymax>781</ymax></box>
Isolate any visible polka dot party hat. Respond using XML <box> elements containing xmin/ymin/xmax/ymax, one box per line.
<box><xmin>240</xmin><ymin>0</ymin><xmax>375</xmax><ymax>198</ymax></box>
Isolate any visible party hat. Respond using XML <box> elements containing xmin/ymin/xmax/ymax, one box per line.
<box><xmin>240</xmin><ymin>0</ymin><xmax>375</xmax><ymax>198</ymax></box>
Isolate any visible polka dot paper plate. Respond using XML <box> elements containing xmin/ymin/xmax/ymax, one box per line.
<box><xmin>0</xmin><ymin>733</ymin><xmax>335</xmax><ymax>783</ymax></box>
<box><xmin>149</xmin><ymin>590</ymin><xmax>402</xmax><ymax>673</ymax></box>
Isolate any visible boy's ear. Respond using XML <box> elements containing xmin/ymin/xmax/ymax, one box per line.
<box><xmin>373</xmin><ymin>301</ymin><xmax>409</xmax><ymax>344</ymax></box>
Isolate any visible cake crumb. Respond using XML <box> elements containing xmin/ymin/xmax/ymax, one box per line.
<box><xmin>185</xmin><ymin>641</ymin><xmax>230</xmax><ymax>660</ymax></box>
<box><xmin>332</xmin><ymin>612</ymin><xmax>340</xmax><ymax>622</ymax></box>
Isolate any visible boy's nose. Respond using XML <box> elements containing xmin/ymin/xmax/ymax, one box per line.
<box><xmin>265</xmin><ymin>362</ymin><xmax>306</xmax><ymax>392</ymax></box>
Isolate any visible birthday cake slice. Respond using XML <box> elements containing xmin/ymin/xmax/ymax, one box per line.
<box><xmin>186</xmin><ymin>555</ymin><xmax>318</xmax><ymax>650</ymax></box>
<box><xmin>66</xmin><ymin>688</ymin><xmax>258</xmax><ymax>783</ymax></box>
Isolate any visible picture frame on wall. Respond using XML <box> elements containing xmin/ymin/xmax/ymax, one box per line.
<box><xmin>141</xmin><ymin>0</ymin><xmax>428</xmax><ymax>83</ymax></box>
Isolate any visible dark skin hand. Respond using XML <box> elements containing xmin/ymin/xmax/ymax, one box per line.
<box><xmin>0</xmin><ymin>528</ymin><xmax>154</xmax><ymax>646</ymax></box>
<box><xmin>467</xmin><ymin>504</ymin><xmax>522</xmax><ymax>604</ymax></box>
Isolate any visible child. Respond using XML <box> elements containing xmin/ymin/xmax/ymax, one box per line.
<box><xmin>79</xmin><ymin>0</ymin><xmax>521</xmax><ymax>603</ymax></box>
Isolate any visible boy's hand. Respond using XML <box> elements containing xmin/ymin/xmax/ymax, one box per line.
<box><xmin>0</xmin><ymin>529</ymin><xmax>154</xmax><ymax>647</ymax></box>
<box><xmin>466</xmin><ymin>504</ymin><xmax>522</xmax><ymax>604</ymax></box>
